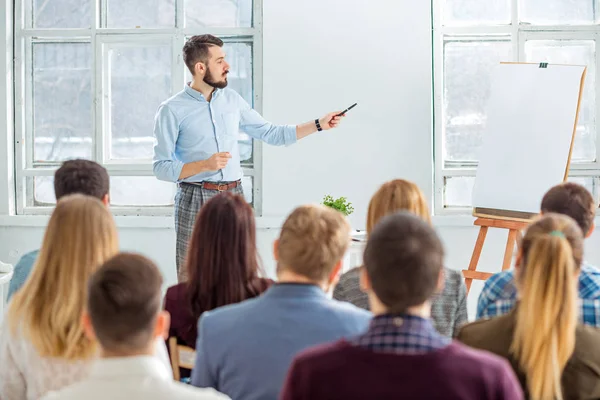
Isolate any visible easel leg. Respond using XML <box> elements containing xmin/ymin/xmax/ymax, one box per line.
<box><xmin>501</xmin><ymin>229</ymin><xmax>519</xmax><ymax>271</ymax></box>
<box><xmin>465</xmin><ymin>226</ymin><xmax>488</xmax><ymax>293</ymax></box>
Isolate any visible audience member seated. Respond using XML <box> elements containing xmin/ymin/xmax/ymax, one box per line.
<box><xmin>459</xmin><ymin>214</ymin><xmax>600</xmax><ymax>399</ymax></box>
<box><xmin>477</xmin><ymin>182</ymin><xmax>600</xmax><ymax>326</ymax></box>
<box><xmin>191</xmin><ymin>205</ymin><xmax>371</xmax><ymax>400</ymax></box>
<box><xmin>333</xmin><ymin>179</ymin><xmax>468</xmax><ymax>337</ymax></box>
<box><xmin>281</xmin><ymin>212</ymin><xmax>523</xmax><ymax>400</ymax></box>
<box><xmin>0</xmin><ymin>195</ymin><xmax>170</xmax><ymax>400</ymax></box>
<box><xmin>164</xmin><ymin>193</ymin><xmax>272</xmax><ymax>378</ymax></box>
<box><xmin>7</xmin><ymin>159</ymin><xmax>110</xmax><ymax>300</ymax></box>
<box><xmin>41</xmin><ymin>253</ymin><xmax>229</xmax><ymax>400</ymax></box>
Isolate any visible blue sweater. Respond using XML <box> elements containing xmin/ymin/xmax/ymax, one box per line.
<box><xmin>7</xmin><ymin>250</ymin><xmax>39</xmax><ymax>301</ymax></box>
<box><xmin>191</xmin><ymin>284</ymin><xmax>372</xmax><ymax>400</ymax></box>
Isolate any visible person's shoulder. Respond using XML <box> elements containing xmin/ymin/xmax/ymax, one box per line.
<box><xmin>457</xmin><ymin>313</ymin><xmax>513</xmax><ymax>345</ymax></box>
<box><xmin>15</xmin><ymin>249</ymin><xmax>39</xmax><ymax>266</ymax></box>
<box><xmin>291</xmin><ymin>340</ymin><xmax>352</xmax><ymax>370</ymax></box>
<box><xmin>574</xmin><ymin>324</ymin><xmax>600</xmax><ymax>361</ymax></box>
<box><xmin>442</xmin><ymin>268</ymin><xmax>465</xmax><ymax>289</ymax></box>
<box><xmin>326</xmin><ymin>298</ymin><xmax>372</xmax><ymax>322</ymax></box>
<box><xmin>485</xmin><ymin>270</ymin><xmax>515</xmax><ymax>288</ymax></box>
<box><xmin>168</xmin><ymin>381</ymin><xmax>231</xmax><ymax>399</ymax></box>
<box><xmin>165</xmin><ymin>282</ymin><xmax>187</xmax><ymax>301</ymax></box>
<box><xmin>39</xmin><ymin>382</ymin><xmax>88</xmax><ymax>400</ymax></box>
<box><xmin>201</xmin><ymin>295</ymin><xmax>263</xmax><ymax>326</ymax></box>
<box><xmin>446</xmin><ymin>342</ymin><xmax>513</xmax><ymax>374</ymax></box>
<box><xmin>337</xmin><ymin>267</ymin><xmax>361</xmax><ymax>287</ymax></box>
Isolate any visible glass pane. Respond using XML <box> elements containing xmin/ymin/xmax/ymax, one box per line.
<box><xmin>33</xmin><ymin>42</ymin><xmax>93</xmax><ymax>162</ymax></box>
<box><xmin>32</xmin><ymin>0</ymin><xmax>91</xmax><ymax>28</ymax></box>
<box><xmin>443</xmin><ymin>40</ymin><xmax>512</xmax><ymax>163</ymax></box>
<box><xmin>106</xmin><ymin>0</ymin><xmax>175</xmax><ymax>28</ymax></box>
<box><xmin>110</xmin><ymin>177</ymin><xmax>177</xmax><ymax>206</ymax></box>
<box><xmin>32</xmin><ymin>177</ymin><xmax>55</xmax><ymax>206</ymax></box>
<box><xmin>109</xmin><ymin>44</ymin><xmax>172</xmax><ymax>160</ymax></box>
<box><xmin>185</xmin><ymin>0</ymin><xmax>252</xmax><ymax>28</ymax></box>
<box><xmin>525</xmin><ymin>40</ymin><xmax>596</xmax><ymax>162</ymax></box>
<box><xmin>520</xmin><ymin>0</ymin><xmax>596</xmax><ymax>25</ymax></box>
<box><xmin>568</xmin><ymin>176</ymin><xmax>600</xmax><ymax>205</ymax></box>
<box><xmin>444</xmin><ymin>176</ymin><xmax>475</xmax><ymax>208</ymax></box>
<box><xmin>443</xmin><ymin>0</ymin><xmax>511</xmax><ymax>25</ymax></box>
<box><xmin>184</xmin><ymin>41</ymin><xmax>253</xmax><ymax>161</ymax></box>
<box><xmin>241</xmin><ymin>175</ymin><xmax>253</xmax><ymax>205</ymax></box>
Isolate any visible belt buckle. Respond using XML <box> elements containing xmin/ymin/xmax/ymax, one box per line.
<box><xmin>217</xmin><ymin>184</ymin><xmax>228</xmax><ymax>192</ymax></box>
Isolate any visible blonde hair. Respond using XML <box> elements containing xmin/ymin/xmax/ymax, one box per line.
<box><xmin>8</xmin><ymin>194</ymin><xmax>119</xmax><ymax>360</ymax></box>
<box><xmin>277</xmin><ymin>204</ymin><xmax>350</xmax><ymax>282</ymax></box>
<box><xmin>511</xmin><ymin>213</ymin><xmax>583</xmax><ymax>400</ymax></box>
<box><xmin>367</xmin><ymin>179</ymin><xmax>431</xmax><ymax>234</ymax></box>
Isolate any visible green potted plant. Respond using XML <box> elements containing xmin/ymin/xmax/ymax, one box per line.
<box><xmin>322</xmin><ymin>195</ymin><xmax>354</xmax><ymax>217</ymax></box>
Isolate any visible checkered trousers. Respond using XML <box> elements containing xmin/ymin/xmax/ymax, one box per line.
<box><xmin>174</xmin><ymin>182</ymin><xmax>244</xmax><ymax>282</ymax></box>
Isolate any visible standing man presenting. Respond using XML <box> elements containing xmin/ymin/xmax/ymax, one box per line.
<box><xmin>153</xmin><ymin>35</ymin><xmax>343</xmax><ymax>281</ymax></box>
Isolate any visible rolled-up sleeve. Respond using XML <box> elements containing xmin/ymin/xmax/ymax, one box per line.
<box><xmin>153</xmin><ymin>105</ymin><xmax>184</xmax><ymax>182</ymax></box>
<box><xmin>238</xmin><ymin>97</ymin><xmax>297</xmax><ymax>146</ymax></box>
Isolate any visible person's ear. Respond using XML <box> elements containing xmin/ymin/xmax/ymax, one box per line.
<box><xmin>359</xmin><ymin>266</ymin><xmax>371</xmax><ymax>293</ymax></box>
<box><xmin>81</xmin><ymin>311</ymin><xmax>96</xmax><ymax>342</ymax></box>
<box><xmin>273</xmin><ymin>239</ymin><xmax>279</xmax><ymax>262</ymax></box>
<box><xmin>586</xmin><ymin>221</ymin><xmax>595</xmax><ymax>239</ymax></box>
<box><xmin>102</xmin><ymin>194</ymin><xmax>110</xmax><ymax>207</ymax></box>
<box><xmin>328</xmin><ymin>260</ymin><xmax>343</xmax><ymax>288</ymax></box>
<box><xmin>195</xmin><ymin>61</ymin><xmax>206</xmax><ymax>77</ymax></box>
<box><xmin>436</xmin><ymin>269</ymin><xmax>445</xmax><ymax>294</ymax></box>
<box><xmin>154</xmin><ymin>311</ymin><xmax>171</xmax><ymax>340</ymax></box>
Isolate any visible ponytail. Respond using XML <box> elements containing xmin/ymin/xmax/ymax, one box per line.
<box><xmin>511</xmin><ymin>231</ymin><xmax>578</xmax><ymax>400</ymax></box>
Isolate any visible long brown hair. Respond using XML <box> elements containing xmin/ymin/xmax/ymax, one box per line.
<box><xmin>511</xmin><ymin>213</ymin><xmax>583</xmax><ymax>400</ymax></box>
<box><xmin>185</xmin><ymin>193</ymin><xmax>264</xmax><ymax>320</ymax></box>
<box><xmin>8</xmin><ymin>194</ymin><xmax>119</xmax><ymax>360</ymax></box>
<box><xmin>367</xmin><ymin>179</ymin><xmax>431</xmax><ymax>234</ymax></box>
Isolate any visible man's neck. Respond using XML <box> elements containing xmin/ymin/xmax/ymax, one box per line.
<box><xmin>277</xmin><ymin>269</ymin><xmax>327</xmax><ymax>291</ymax></box>
<box><xmin>100</xmin><ymin>345</ymin><xmax>154</xmax><ymax>359</ymax></box>
<box><xmin>190</xmin><ymin>79</ymin><xmax>215</xmax><ymax>102</ymax></box>
<box><xmin>370</xmin><ymin>297</ymin><xmax>431</xmax><ymax>319</ymax></box>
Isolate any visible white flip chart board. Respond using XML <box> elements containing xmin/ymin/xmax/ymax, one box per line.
<box><xmin>472</xmin><ymin>63</ymin><xmax>586</xmax><ymax>220</ymax></box>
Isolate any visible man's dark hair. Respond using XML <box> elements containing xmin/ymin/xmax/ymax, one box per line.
<box><xmin>87</xmin><ymin>253</ymin><xmax>163</xmax><ymax>353</ymax></box>
<box><xmin>541</xmin><ymin>182</ymin><xmax>596</xmax><ymax>236</ymax></box>
<box><xmin>363</xmin><ymin>211</ymin><xmax>444</xmax><ymax>313</ymax></box>
<box><xmin>54</xmin><ymin>159</ymin><xmax>109</xmax><ymax>201</ymax></box>
<box><xmin>182</xmin><ymin>34</ymin><xmax>224</xmax><ymax>76</ymax></box>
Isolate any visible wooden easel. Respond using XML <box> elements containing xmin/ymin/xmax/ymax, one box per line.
<box><xmin>462</xmin><ymin>218</ymin><xmax>529</xmax><ymax>293</ymax></box>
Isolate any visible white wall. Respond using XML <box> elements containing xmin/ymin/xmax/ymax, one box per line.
<box><xmin>3</xmin><ymin>0</ymin><xmax>600</xmax><ymax>320</ymax></box>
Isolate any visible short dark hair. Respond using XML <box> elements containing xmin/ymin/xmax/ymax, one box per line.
<box><xmin>87</xmin><ymin>253</ymin><xmax>163</xmax><ymax>353</ymax></box>
<box><xmin>363</xmin><ymin>211</ymin><xmax>444</xmax><ymax>313</ymax></box>
<box><xmin>182</xmin><ymin>34</ymin><xmax>224</xmax><ymax>76</ymax></box>
<box><xmin>54</xmin><ymin>159</ymin><xmax>109</xmax><ymax>201</ymax></box>
<box><xmin>541</xmin><ymin>182</ymin><xmax>596</xmax><ymax>235</ymax></box>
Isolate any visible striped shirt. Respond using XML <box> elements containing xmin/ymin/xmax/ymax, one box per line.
<box><xmin>352</xmin><ymin>314</ymin><xmax>450</xmax><ymax>355</ymax></box>
<box><xmin>477</xmin><ymin>263</ymin><xmax>600</xmax><ymax>326</ymax></box>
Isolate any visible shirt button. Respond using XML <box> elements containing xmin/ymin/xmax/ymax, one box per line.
<box><xmin>393</xmin><ymin>317</ymin><xmax>404</xmax><ymax>327</ymax></box>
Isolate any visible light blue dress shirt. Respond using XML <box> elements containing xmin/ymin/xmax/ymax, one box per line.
<box><xmin>153</xmin><ymin>85</ymin><xmax>297</xmax><ymax>183</ymax></box>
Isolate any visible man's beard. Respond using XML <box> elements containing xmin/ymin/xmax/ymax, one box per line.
<box><xmin>204</xmin><ymin>66</ymin><xmax>228</xmax><ymax>89</ymax></box>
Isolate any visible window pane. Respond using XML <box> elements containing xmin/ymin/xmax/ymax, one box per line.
<box><xmin>242</xmin><ymin>175</ymin><xmax>253</xmax><ymax>205</ymax></box>
<box><xmin>184</xmin><ymin>41</ymin><xmax>253</xmax><ymax>161</ymax></box>
<box><xmin>109</xmin><ymin>44</ymin><xmax>172</xmax><ymax>160</ymax></box>
<box><xmin>520</xmin><ymin>0</ymin><xmax>596</xmax><ymax>25</ymax></box>
<box><xmin>32</xmin><ymin>0</ymin><xmax>91</xmax><ymax>28</ymax></box>
<box><xmin>110</xmin><ymin>177</ymin><xmax>176</xmax><ymax>206</ymax></box>
<box><xmin>569</xmin><ymin>176</ymin><xmax>600</xmax><ymax>205</ymax></box>
<box><xmin>106</xmin><ymin>0</ymin><xmax>175</xmax><ymax>28</ymax></box>
<box><xmin>444</xmin><ymin>176</ymin><xmax>475</xmax><ymax>208</ymax></box>
<box><xmin>32</xmin><ymin>177</ymin><xmax>55</xmax><ymax>206</ymax></box>
<box><xmin>33</xmin><ymin>43</ymin><xmax>92</xmax><ymax>162</ymax></box>
<box><xmin>525</xmin><ymin>40</ymin><xmax>596</xmax><ymax>162</ymax></box>
<box><xmin>443</xmin><ymin>0</ymin><xmax>511</xmax><ymax>25</ymax></box>
<box><xmin>185</xmin><ymin>0</ymin><xmax>252</xmax><ymax>28</ymax></box>
<box><xmin>443</xmin><ymin>40</ymin><xmax>512</xmax><ymax>163</ymax></box>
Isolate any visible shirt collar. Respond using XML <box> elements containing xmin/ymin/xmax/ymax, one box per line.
<box><xmin>265</xmin><ymin>283</ymin><xmax>327</xmax><ymax>299</ymax></box>
<box><xmin>89</xmin><ymin>356</ymin><xmax>171</xmax><ymax>380</ymax></box>
<box><xmin>184</xmin><ymin>83</ymin><xmax>220</xmax><ymax>102</ymax></box>
<box><xmin>368</xmin><ymin>313</ymin><xmax>435</xmax><ymax>332</ymax></box>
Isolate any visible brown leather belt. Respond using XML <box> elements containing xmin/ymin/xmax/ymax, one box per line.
<box><xmin>186</xmin><ymin>179</ymin><xmax>241</xmax><ymax>192</ymax></box>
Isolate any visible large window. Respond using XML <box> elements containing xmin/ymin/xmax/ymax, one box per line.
<box><xmin>434</xmin><ymin>0</ymin><xmax>600</xmax><ymax>214</ymax></box>
<box><xmin>14</xmin><ymin>0</ymin><xmax>261</xmax><ymax>215</ymax></box>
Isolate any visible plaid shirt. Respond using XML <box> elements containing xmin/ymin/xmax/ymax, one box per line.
<box><xmin>352</xmin><ymin>314</ymin><xmax>450</xmax><ymax>355</ymax></box>
<box><xmin>477</xmin><ymin>263</ymin><xmax>600</xmax><ymax>326</ymax></box>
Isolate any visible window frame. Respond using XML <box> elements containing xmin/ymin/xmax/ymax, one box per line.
<box><xmin>433</xmin><ymin>0</ymin><xmax>600</xmax><ymax>215</ymax></box>
<box><xmin>13</xmin><ymin>0</ymin><xmax>264</xmax><ymax>216</ymax></box>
